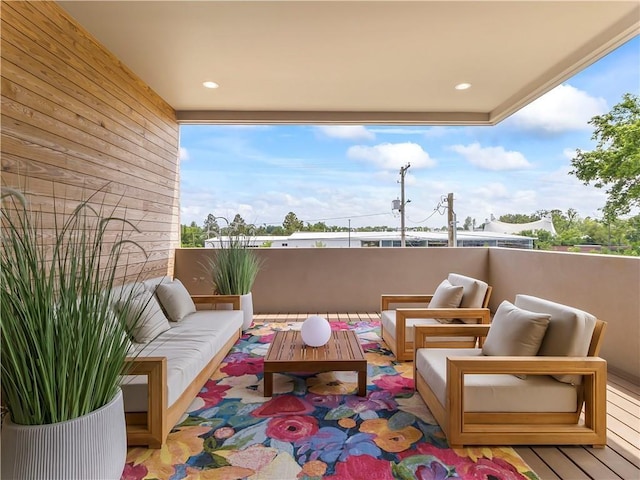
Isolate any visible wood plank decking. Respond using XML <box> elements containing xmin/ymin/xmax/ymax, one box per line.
<box><xmin>254</xmin><ymin>313</ymin><xmax>640</xmax><ymax>480</ymax></box>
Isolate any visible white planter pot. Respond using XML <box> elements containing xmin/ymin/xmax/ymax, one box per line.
<box><xmin>240</xmin><ymin>292</ymin><xmax>254</xmax><ymax>331</ymax></box>
<box><xmin>1</xmin><ymin>388</ymin><xmax>127</xmax><ymax>480</ymax></box>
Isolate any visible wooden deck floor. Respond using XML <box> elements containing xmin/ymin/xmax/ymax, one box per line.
<box><xmin>254</xmin><ymin>313</ymin><xmax>640</xmax><ymax>480</ymax></box>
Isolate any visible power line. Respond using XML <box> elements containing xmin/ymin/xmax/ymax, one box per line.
<box><xmin>407</xmin><ymin>197</ymin><xmax>448</xmax><ymax>224</ymax></box>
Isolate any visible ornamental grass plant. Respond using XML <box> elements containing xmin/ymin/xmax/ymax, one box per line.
<box><xmin>206</xmin><ymin>218</ymin><xmax>263</xmax><ymax>295</ymax></box>
<box><xmin>0</xmin><ymin>187</ymin><xmax>147</xmax><ymax>426</ymax></box>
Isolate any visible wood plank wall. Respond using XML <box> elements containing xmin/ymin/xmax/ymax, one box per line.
<box><xmin>1</xmin><ymin>1</ymin><xmax>180</xmax><ymax>282</ymax></box>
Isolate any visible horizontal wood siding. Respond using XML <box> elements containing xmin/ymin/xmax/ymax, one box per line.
<box><xmin>1</xmin><ymin>1</ymin><xmax>179</xmax><ymax>282</ymax></box>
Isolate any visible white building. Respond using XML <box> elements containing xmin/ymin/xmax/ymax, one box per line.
<box><xmin>205</xmin><ymin>230</ymin><xmax>534</xmax><ymax>249</ymax></box>
<box><xmin>483</xmin><ymin>216</ymin><xmax>557</xmax><ymax>236</ymax></box>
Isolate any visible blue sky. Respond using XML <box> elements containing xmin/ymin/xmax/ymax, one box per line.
<box><xmin>179</xmin><ymin>36</ymin><xmax>639</xmax><ymax>230</ymax></box>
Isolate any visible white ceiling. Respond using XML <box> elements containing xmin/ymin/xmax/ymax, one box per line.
<box><xmin>58</xmin><ymin>1</ymin><xmax>639</xmax><ymax>125</ymax></box>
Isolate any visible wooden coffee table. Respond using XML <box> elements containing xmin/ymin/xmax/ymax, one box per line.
<box><xmin>264</xmin><ymin>329</ymin><xmax>367</xmax><ymax>396</ymax></box>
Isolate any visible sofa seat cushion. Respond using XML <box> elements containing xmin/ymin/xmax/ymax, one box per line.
<box><xmin>381</xmin><ymin>310</ymin><xmax>475</xmax><ymax>344</ymax></box>
<box><xmin>122</xmin><ymin>310</ymin><xmax>243</xmax><ymax>412</ymax></box>
<box><xmin>415</xmin><ymin>348</ymin><xmax>578</xmax><ymax>413</ymax></box>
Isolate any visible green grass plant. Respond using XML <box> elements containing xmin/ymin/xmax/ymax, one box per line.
<box><xmin>206</xmin><ymin>218</ymin><xmax>263</xmax><ymax>295</ymax></box>
<box><xmin>1</xmin><ymin>187</ymin><xmax>146</xmax><ymax>425</ymax></box>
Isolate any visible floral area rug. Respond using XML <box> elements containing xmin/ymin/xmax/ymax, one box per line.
<box><xmin>123</xmin><ymin>321</ymin><xmax>539</xmax><ymax>480</ymax></box>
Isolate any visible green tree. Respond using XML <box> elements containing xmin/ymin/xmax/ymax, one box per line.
<box><xmin>230</xmin><ymin>214</ymin><xmax>247</xmax><ymax>235</ymax></box>
<box><xmin>499</xmin><ymin>213</ymin><xmax>540</xmax><ymax>224</ymax></box>
<box><xmin>571</xmin><ymin>93</ymin><xmax>640</xmax><ymax>219</ymax></box>
<box><xmin>520</xmin><ymin>229</ymin><xmax>554</xmax><ymax>250</ymax></box>
<box><xmin>181</xmin><ymin>222</ymin><xmax>204</xmax><ymax>247</ymax></box>
<box><xmin>203</xmin><ymin>214</ymin><xmax>219</xmax><ymax>237</ymax></box>
<box><xmin>463</xmin><ymin>216</ymin><xmax>473</xmax><ymax>230</ymax></box>
<box><xmin>282</xmin><ymin>211</ymin><xmax>303</xmax><ymax>234</ymax></box>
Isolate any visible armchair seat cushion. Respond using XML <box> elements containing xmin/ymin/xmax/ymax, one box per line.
<box><xmin>381</xmin><ymin>310</ymin><xmax>475</xmax><ymax>343</ymax></box>
<box><xmin>415</xmin><ymin>348</ymin><xmax>578</xmax><ymax>413</ymax></box>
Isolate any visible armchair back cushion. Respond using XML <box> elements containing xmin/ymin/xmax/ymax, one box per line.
<box><xmin>514</xmin><ymin>294</ymin><xmax>597</xmax><ymax>384</ymax></box>
<box><xmin>448</xmin><ymin>273</ymin><xmax>489</xmax><ymax>323</ymax></box>
<box><xmin>482</xmin><ymin>301</ymin><xmax>550</xmax><ymax>356</ymax></box>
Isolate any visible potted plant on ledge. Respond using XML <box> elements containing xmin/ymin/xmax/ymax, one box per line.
<box><xmin>1</xmin><ymin>187</ymin><xmax>147</xmax><ymax>480</ymax></box>
<box><xmin>206</xmin><ymin>217</ymin><xmax>263</xmax><ymax>331</ymax></box>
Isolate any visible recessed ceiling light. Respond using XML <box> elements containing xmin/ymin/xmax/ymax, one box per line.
<box><xmin>203</xmin><ymin>81</ymin><xmax>219</xmax><ymax>89</ymax></box>
<box><xmin>455</xmin><ymin>83</ymin><xmax>472</xmax><ymax>90</ymax></box>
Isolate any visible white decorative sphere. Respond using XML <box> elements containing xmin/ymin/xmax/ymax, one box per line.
<box><xmin>301</xmin><ymin>315</ymin><xmax>332</xmax><ymax>347</ymax></box>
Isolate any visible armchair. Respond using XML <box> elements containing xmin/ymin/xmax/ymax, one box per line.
<box><xmin>413</xmin><ymin>295</ymin><xmax>607</xmax><ymax>448</ymax></box>
<box><xmin>381</xmin><ymin>273</ymin><xmax>492</xmax><ymax>361</ymax></box>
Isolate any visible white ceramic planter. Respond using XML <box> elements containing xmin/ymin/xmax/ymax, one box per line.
<box><xmin>1</xmin><ymin>388</ymin><xmax>127</xmax><ymax>480</ymax></box>
<box><xmin>240</xmin><ymin>292</ymin><xmax>254</xmax><ymax>331</ymax></box>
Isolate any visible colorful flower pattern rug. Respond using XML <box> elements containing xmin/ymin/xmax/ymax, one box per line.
<box><xmin>123</xmin><ymin>321</ymin><xmax>539</xmax><ymax>480</ymax></box>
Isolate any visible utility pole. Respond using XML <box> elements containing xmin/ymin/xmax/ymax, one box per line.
<box><xmin>399</xmin><ymin>164</ymin><xmax>411</xmax><ymax>247</ymax></box>
<box><xmin>446</xmin><ymin>192</ymin><xmax>457</xmax><ymax>247</ymax></box>
<box><xmin>348</xmin><ymin>219</ymin><xmax>351</xmax><ymax>247</ymax></box>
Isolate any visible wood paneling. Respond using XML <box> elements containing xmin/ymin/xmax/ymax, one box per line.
<box><xmin>1</xmin><ymin>1</ymin><xmax>179</xmax><ymax>282</ymax></box>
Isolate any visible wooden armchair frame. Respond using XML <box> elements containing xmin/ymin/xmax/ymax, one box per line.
<box><xmin>413</xmin><ymin>321</ymin><xmax>608</xmax><ymax>448</ymax></box>
<box><xmin>381</xmin><ymin>286</ymin><xmax>492</xmax><ymax>362</ymax></box>
<box><xmin>123</xmin><ymin>294</ymin><xmax>241</xmax><ymax>448</ymax></box>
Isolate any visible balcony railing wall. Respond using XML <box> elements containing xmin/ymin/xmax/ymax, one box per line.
<box><xmin>175</xmin><ymin>247</ymin><xmax>639</xmax><ymax>383</ymax></box>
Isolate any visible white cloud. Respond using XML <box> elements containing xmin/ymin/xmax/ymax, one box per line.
<box><xmin>179</xmin><ymin>147</ymin><xmax>189</xmax><ymax>162</ymax></box>
<box><xmin>315</xmin><ymin>125</ymin><xmax>375</xmax><ymax>141</ymax></box>
<box><xmin>347</xmin><ymin>142</ymin><xmax>436</xmax><ymax>170</ymax></box>
<box><xmin>449</xmin><ymin>142</ymin><xmax>531</xmax><ymax>171</ymax></box>
<box><xmin>511</xmin><ymin>84</ymin><xmax>607</xmax><ymax>133</ymax></box>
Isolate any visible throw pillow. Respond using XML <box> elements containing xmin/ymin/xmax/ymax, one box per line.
<box><xmin>482</xmin><ymin>300</ymin><xmax>551</xmax><ymax>357</ymax></box>
<box><xmin>429</xmin><ymin>279</ymin><xmax>464</xmax><ymax>323</ymax></box>
<box><xmin>155</xmin><ymin>279</ymin><xmax>196</xmax><ymax>322</ymax></box>
<box><xmin>115</xmin><ymin>290</ymin><xmax>170</xmax><ymax>344</ymax></box>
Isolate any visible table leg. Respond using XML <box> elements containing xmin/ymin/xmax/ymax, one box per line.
<box><xmin>358</xmin><ymin>369</ymin><xmax>367</xmax><ymax>396</ymax></box>
<box><xmin>264</xmin><ymin>372</ymin><xmax>273</xmax><ymax>397</ymax></box>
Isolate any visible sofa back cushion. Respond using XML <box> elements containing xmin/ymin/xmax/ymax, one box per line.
<box><xmin>515</xmin><ymin>294</ymin><xmax>597</xmax><ymax>384</ymax></box>
<box><xmin>115</xmin><ymin>290</ymin><xmax>170</xmax><ymax>344</ymax></box>
<box><xmin>155</xmin><ymin>279</ymin><xmax>197</xmax><ymax>322</ymax></box>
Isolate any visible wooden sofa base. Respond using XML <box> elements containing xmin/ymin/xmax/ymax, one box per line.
<box><xmin>125</xmin><ymin>328</ymin><xmax>241</xmax><ymax>448</ymax></box>
<box><xmin>415</xmin><ymin>360</ymin><xmax>608</xmax><ymax>449</ymax></box>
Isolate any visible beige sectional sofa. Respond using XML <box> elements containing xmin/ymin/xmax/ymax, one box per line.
<box><xmin>112</xmin><ymin>277</ymin><xmax>244</xmax><ymax>448</ymax></box>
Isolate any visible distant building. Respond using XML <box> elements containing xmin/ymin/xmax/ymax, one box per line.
<box><xmin>205</xmin><ymin>230</ymin><xmax>534</xmax><ymax>249</ymax></box>
<box><xmin>483</xmin><ymin>215</ymin><xmax>557</xmax><ymax>236</ymax></box>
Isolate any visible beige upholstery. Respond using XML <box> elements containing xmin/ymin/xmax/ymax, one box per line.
<box><xmin>413</xmin><ymin>296</ymin><xmax>608</xmax><ymax>449</ymax></box>
<box><xmin>448</xmin><ymin>273</ymin><xmax>488</xmax><ymax>313</ymax></box>
<box><xmin>155</xmin><ymin>279</ymin><xmax>197</xmax><ymax>322</ymax></box>
<box><xmin>515</xmin><ymin>294</ymin><xmax>597</xmax><ymax>384</ymax></box>
<box><xmin>482</xmin><ymin>300</ymin><xmax>550</xmax><ymax>356</ymax></box>
<box><xmin>416</xmin><ymin>348</ymin><xmax>578</xmax><ymax>413</ymax></box>
<box><xmin>114</xmin><ymin>277</ymin><xmax>243</xmax><ymax>448</ymax></box>
<box><xmin>122</xmin><ymin>310</ymin><xmax>243</xmax><ymax>411</ymax></box>
<box><xmin>380</xmin><ymin>273</ymin><xmax>492</xmax><ymax>361</ymax></box>
<box><xmin>115</xmin><ymin>290</ymin><xmax>170</xmax><ymax>344</ymax></box>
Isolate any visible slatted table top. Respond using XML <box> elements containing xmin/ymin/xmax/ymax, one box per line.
<box><xmin>263</xmin><ymin>329</ymin><xmax>367</xmax><ymax>396</ymax></box>
<box><xmin>264</xmin><ymin>329</ymin><xmax>366</xmax><ymax>367</ymax></box>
